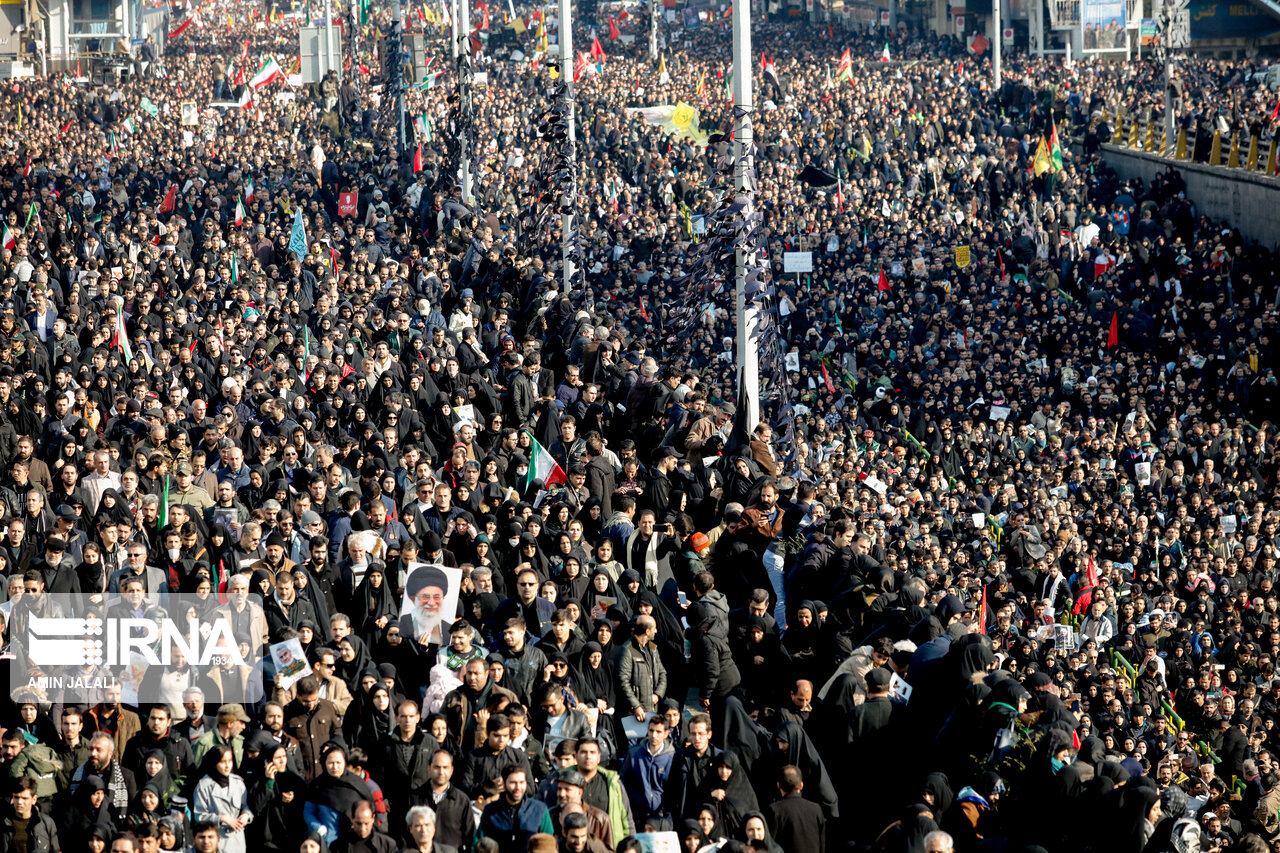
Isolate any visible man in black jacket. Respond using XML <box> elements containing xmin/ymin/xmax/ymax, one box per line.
<box><xmin>0</xmin><ymin>778</ymin><xmax>59</xmax><ymax>853</ymax></box>
<box><xmin>766</xmin><ymin>765</ymin><xmax>826</xmax><ymax>853</ymax></box>
<box><xmin>378</xmin><ymin>700</ymin><xmax>439</xmax><ymax>830</ymax></box>
<box><xmin>662</xmin><ymin>712</ymin><xmax>741</xmax><ymax>821</ymax></box>
<box><xmin>409</xmin><ymin>750</ymin><xmax>475</xmax><ymax>851</ymax></box>
<box><xmin>331</xmin><ymin>799</ymin><xmax>397</xmax><ymax>853</ymax></box>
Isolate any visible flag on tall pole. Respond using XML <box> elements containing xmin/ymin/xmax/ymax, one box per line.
<box><xmin>111</xmin><ymin>307</ymin><xmax>133</xmax><ymax>363</ymax></box>
<box><xmin>249</xmin><ymin>56</ymin><xmax>285</xmax><ymax>91</ymax></box>
<box><xmin>288</xmin><ymin>207</ymin><xmax>308</xmax><ymax>261</ymax></box>
<box><xmin>608</xmin><ymin>15</ymin><xmax>620</xmax><ymax>39</ymax></box>
<box><xmin>835</xmin><ymin>48</ymin><xmax>853</xmax><ymax>83</ymax></box>
<box><xmin>523</xmin><ymin>431</ymin><xmax>567</xmax><ymax>491</ymax></box>
<box><xmin>1033</xmin><ymin>121</ymin><xmax>1064</xmax><ymax>176</ymax></box>
<box><xmin>158</xmin><ymin>475</ymin><xmax>170</xmax><ymax>528</ymax></box>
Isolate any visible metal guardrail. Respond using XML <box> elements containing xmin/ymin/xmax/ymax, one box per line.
<box><xmin>1102</xmin><ymin>105</ymin><xmax>1280</xmax><ymax>177</ymax></box>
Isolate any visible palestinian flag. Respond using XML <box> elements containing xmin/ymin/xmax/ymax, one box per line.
<box><xmin>1033</xmin><ymin>121</ymin><xmax>1064</xmax><ymax>176</ymax></box>
<box><xmin>111</xmin><ymin>309</ymin><xmax>133</xmax><ymax>363</ymax></box>
<box><xmin>249</xmin><ymin>56</ymin><xmax>285</xmax><ymax>91</ymax></box>
<box><xmin>523</xmin><ymin>432</ymin><xmax>566</xmax><ymax>491</ymax></box>
<box><xmin>836</xmin><ymin>48</ymin><xmax>853</xmax><ymax>83</ymax></box>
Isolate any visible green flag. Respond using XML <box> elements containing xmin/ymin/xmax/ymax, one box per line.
<box><xmin>158</xmin><ymin>474</ymin><xmax>169</xmax><ymax>528</ymax></box>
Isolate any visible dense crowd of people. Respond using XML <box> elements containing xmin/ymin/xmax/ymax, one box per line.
<box><xmin>0</xmin><ymin>1</ymin><xmax>1276</xmax><ymax>852</ymax></box>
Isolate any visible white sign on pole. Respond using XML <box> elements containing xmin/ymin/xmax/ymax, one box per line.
<box><xmin>880</xmin><ymin>10</ymin><xmax>890</xmax><ymax>24</ymax></box>
<box><xmin>1002</xmin><ymin>27</ymin><xmax>1014</xmax><ymax>44</ymax></box>
<box><xmin>783</xmin><ymin>251</ymin><xmax>813</xmax><ymax>273</ymax></box>
<box><xmin>954</xmin><ymin>14</ymin><xmax>965</xmax><ymax>30</ymax></box>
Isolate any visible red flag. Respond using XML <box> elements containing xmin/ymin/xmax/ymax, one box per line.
<box><xmin>59</xmin><ymin>119</ymin><xmax>72</xmax><ymax>134</ymax></box>
<box><xmin>638</xmin><ymin>297</ymin><xmax>650</xmax><ymax>323</ymax></box>
<box><xmin>820</xmin><ymin>363</ymin><xmax>836</xmax><ymax>395</ymax></box>
<box><xmin>338</xmin><ymin>192</ymin><xmax>357</xmax><ymax>217</ymax></box>
<box><xmin>1072</xmin><ymin>729</ymin><xmax>1081</xmax><ymax>750</ymax></box>
<box><xmin>590</xmin><ymin>37</ymin><xmax>605</xmax><ymax>61</ymax></box>
<box><xmin>1271</xmin><ymin>95</ymin><xmax>1280</xmax><ymax>122</ymax></box>
<box><xmin>827</xmin><ymin>21</ymin><xmax>833</xmax><ymax>38</ymax></box>
<box><xmin>997</xmin><ymin>249</ymin><xmax>1006</xmax><ymax>280</ymax></box>
<box><xmin>477</xmin><ymin>0</ymin><xmax>489</xmax><ymax>28</ymax></box>
<box><xmin>158</xmin><ymin>184</ymin><xmax>176</xmax><ymax>214</ymax></box>
<box><xmin>618</xmin><ymin>8</ymin><xmax>628</xmax><ymax>19</ymax></box>
<box><xmin>608</xmin><ymin>16</ymin><xmax>620</xmax><ymax>39</ymax></box>
<box><xmin>1107</xmin><ymin>312</ymin><xmax>1119</xmax><ymax>348</ymax></box>
<box><xmin>168</xmin><ymin>16</ymin><xmax>194</xmax><ymax>39</ymax></box>
<box><xmin>413</xmin><ymin>143</ymin><xmax>424</xmax><ymax>173</ymax></box>
<box><xmin>573</xmin><ymin>52</ymin><xmax>587</xmax><ymax>82</ymax></box>
<box><xmin>723</xmin><ymin>3</ymin><xmax>732</xmax><ymax>17</ymax></box>
<box><xmin>877</xmin><ymin>264</ymin><xmax>890</xmax><ymax>292</ymax></box>
<box><xmin>977</xmin><ymin>584</ymin><xmax>988</xmax><ymax>634</ymax></box>
<box><xmin>22</xmin><ymin>158</ymin><xmax>30</xmax><ymax>178</ymax></box>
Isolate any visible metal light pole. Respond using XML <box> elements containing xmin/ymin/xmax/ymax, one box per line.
<box><xmin>993</xmin><ymin>0</ymin><xmax>1002</xmax><ymax>89</ymax></box>
<box><xmin>559</xmin><ymin>0</ymin><xmax>576</xmax><ymax>291</ymax></box>
<box><xmin>451</xmin><ymin>0</ymin><xmax>459</xmax><ymax>62</ymax></box>
<box><xmin>388</xmin><ymin>0</ymin><xmax>406</xmax><ymax>164</ymax></box>
<box><xmin>731</xmin><ymin>0</ymin><xmax>760</xmax><ymax>431</ymax></box>
<box><xmin>324</xmin><ymin>0</ymin><xmax>336</xmax><ymax>79</ymax></box>
<box><xmin>649</xmin><ymin>0</ymin><xmax>658</xmax><ymax>62</ymax></box>
<box><xmin>459</xmin><ymin>0</ymin><xmax>473</xmax><ymax>203</ymax></box>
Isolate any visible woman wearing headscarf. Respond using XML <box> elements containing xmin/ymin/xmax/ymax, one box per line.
<box><xmin>192</xmin><ymin>744</ymin><xmax>252</xmax><ymax>853</ymax></box>
<box><xmin>303</xmin><ymin>744</ymin><xmax>373</xmax><ymax>841</ymax></box>
<box><xmin>332</xmin><ymin>635</ymin><xmax>375</xmax><ymax>694</ymax></box>
<box><xmin>731</xmin><ymin>616</ymin><xmax>791</xmax><ymax>712</ymax></box>
<box><xmin>870</xmin><ymin>803</ymin><xmax>941</xmax><ymax>853</ymax></box>
<box><xmin>697</xmin><ymin>752</ymin><xmax>759</xmax><ymax>837</ymax></box>
<box><xmin>64</xmin><ymin>777</ymin><xmax>115</xmax><ymax>852</ymax></box>
<box><xmin>766</xmin><ymin>721</ymin><xmax>839</xmax><ymax>821</ymax></box>
<box><xmin>243</xmin><ymin>741</ymin><xmax>304</xmax><ymax>853</ymax></box>
<box><xmin>572</xmin><ymin>641</ymin><xmax>616</xmax><ymax>712</ymax></box>
<box><xmin>125</xmin><ymin>782</ymin><xmax>166</xmax><ymax>830</ymax></box>
<box><xmin>348</xmin><ymin>684</ymin><xmax>397</xmax><ymax>755</ymax></box>
<box><xmin>557</xmin><ymin>554</ymin><xmax>591</xmax><ymax>605</ymax></box>
<box><xmin>738</xmin><ymin>811</ymin><xmax>782</xmax><ymax>853</ymax></box>
<box><xmin>351</xmin><ymin>563</ymin><xmax>399</xmax><ymax>646</ymax></box>
<box><xmin>584</xmin><ymin>570</ymin><xmax>628</xmax><ymax>623</ymax></box>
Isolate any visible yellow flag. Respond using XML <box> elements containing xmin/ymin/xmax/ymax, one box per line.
<box><xmin>955</xmin><ymin>246</ymin><xmax>971</xmax><ymax>268</ymax></box>
<box><xmin>1033</xmin><ymin>136</ymin><xmax>1049</xmax><ymax>176</ymax></box>
<box><xmin>510</xmin><ymin>16</ymin><xmax>526</xmax><ymax>33</ymax></box>
<box><xmin>659</xmin><ymin>54</ymin><xmax>666</xmax><ymax>74</ymax></box>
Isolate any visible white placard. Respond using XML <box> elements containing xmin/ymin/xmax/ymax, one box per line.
<box><xmin>399</xmin><ymin>564</ymin><xmax>464</xmax><ymax>647</ymax></box>
<box><xmin>634</xmin><ymin>833</ymin><xmax>681</xmax><ymax>853</ymax></box>
<box><xmin>785</xmin><ymin>352</ymin><xmax>800</xmax><ymax>372</ymax></box>
<box><xmin>270</xmin><ymin>638</ymin><xmax>313</xmax><ymax>690</ymax></box>
<box><xmin>864</xmin><ymin>475</ymin><xmax>887</xmax><ymax>495</ymax></box>
<box><xmin>1222</xmin><ymin>515</ymin><xmax>1238</xmax><ymax>535</ymax></box>
<box><xmin>454</xmin><ymin>404</ymin><xmax>477</xmax><ymax>428</ymax></box>
<box><xmin>989</xmin><ymin>405</ymin><xmax>1011</xmax><ymax>421</ymax></box>
<box><xmin>889</xmin><ymin>672</ymin><xmax>912</xmax><ymax>704</ymax></box>
<box><xmin>783</xmin><ymin>251</ymin><xmax>813</xmax><ymax>273</ymax></box>
<box><xmin>1136</xmin><ymin>462</ymin><xmax>1152</xmax><ymax>486</ymax></box>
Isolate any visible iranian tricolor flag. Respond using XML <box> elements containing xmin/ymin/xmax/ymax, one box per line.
<box><xmin>523</xmin><ymin>432</ymin><xmax>566</xmax><ymax>491</ymax></box>
<box><xmin>234</xmin><ymin>197</ymin><xmax>246</xmax><ymax>226</ymax></box>
<box><xmin>111</xmin><ymin>309</ymin><xmax>133</xmax><ymax>363</ymax></box>
<box><xmin>1</xmin><ymin>225</ymin><xmax>14</xmax><ymax>251</ymax></box>
<box><xmin>249</xmin><ymin>57</ymin><xmax>285</xmax><ymax>91</ymax></box>
<box><xmin>123</xmin><ymin>117</ymin><xmax>137</xmax><ymax>134</ymax></box>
